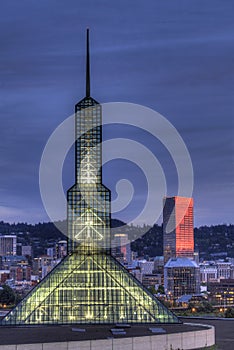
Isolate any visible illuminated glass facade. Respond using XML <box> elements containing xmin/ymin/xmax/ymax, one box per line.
<box><xmin>2</xmin><ymin>30</ymin><xmax>179</xmax><ymax>325</ymax></box>
<box><xmin>164</xmin><ymin>257</ymin><xmax>200</xmax><ymax>297</ymax></box>
<box><xmin>67</xmin><ymin>96</ymin><xmax>111</xmax><ymax>254</ymax></box>
<box><xmin>2</xmin><ymin>251</ymin><xmax>178</xmax><ymax>324</ymax></box>
<box><xmin>163</xmin><ymin>196</ymin><xmax>194</xmax><ymax>264</ymax></box>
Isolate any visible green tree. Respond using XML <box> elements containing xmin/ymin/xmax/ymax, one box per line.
<box><xmin>188</xmin><ymin>300</ymin><xmax>213</xmax><ymax>313</ymax></box>
<box><xmin>198</xmin><ymin>301</ymin><xmax>213</xmax><ymax>313</ymax></box>
<box><xmin>147</xmin><ymin>286</ymin><xmax>156</xmax><ymax>294</ymax></box>
<box><xmin>188</xmin><ymin>302</ymin><xmax>196</xmax><ymax>311</ymax></box>
<box><xmin>160</xmin><ymin>299</ymin><xmax>171</xmax><ymax>308</ymax></box>
<box><xmin>224</xmin><ymin>307</ymin><xmax>234</xmax><ymax>318</ymax></box>
<box><xmin>156</xmin><ymin>285</ymin><xmax>165</xmax><ymax>294</ymax></box>
<box><xmin>0</xmin><ymin>285</ymin><xmax>16</xmax><ymax>305</ymax></box>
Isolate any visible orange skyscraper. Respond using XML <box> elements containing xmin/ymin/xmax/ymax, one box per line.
<box><xmin>163</xmin><ymin>196</ymin><xmax>194</xmax><ymax>264</ymax></box>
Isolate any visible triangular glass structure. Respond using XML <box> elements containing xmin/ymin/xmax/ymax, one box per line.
<box><xmin>2</xmin><ymin>30</ymin><xmax>179</xmax><ymax>326</ymax></box>
<box><xmin>2</xmin><ymin>250</ymin><xmax>178</xmax><ymax>325</ymax></box>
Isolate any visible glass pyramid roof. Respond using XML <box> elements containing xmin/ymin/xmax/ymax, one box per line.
<box><xmin>2</xmin><ymin>250</ymin><xmax>178</xmax><ymax>325</ymax></box>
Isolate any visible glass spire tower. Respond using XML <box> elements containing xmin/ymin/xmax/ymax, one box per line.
<box><xmin>67</xmin><ymin>29</ymin><xmax>111</xmax><ymax>254</ymax></box>
<box><xmin>2</xmin><ymin>30</ymin><xmax>179</xmax><ymax>325</ymax></box>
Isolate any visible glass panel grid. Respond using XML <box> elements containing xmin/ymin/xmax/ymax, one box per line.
<box><xmin>2</xmin><ymin>252</ymin><xmax>178</xmax><ymax>325</ymax></box>
<box><xmin>2</xmin><ymin>96</ymin><xmax>179</xmax><ymax>325</ymax></box>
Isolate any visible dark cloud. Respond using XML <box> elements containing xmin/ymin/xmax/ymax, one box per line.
<box><xmin>0</xmin><ymin>0</ymin><xmax>233</xmax><ymax>226</ymax></box>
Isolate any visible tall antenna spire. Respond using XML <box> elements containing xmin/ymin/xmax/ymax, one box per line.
<box><xmin>86</xmin><ymin>28</ymin><xmax>90</xmax><ymax>97</ymax></box>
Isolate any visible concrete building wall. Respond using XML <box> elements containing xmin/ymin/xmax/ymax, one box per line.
<box><xmin>0</xmin><ymin>324</ymin><xmax>215</xmax><ymax>350</ymax></box>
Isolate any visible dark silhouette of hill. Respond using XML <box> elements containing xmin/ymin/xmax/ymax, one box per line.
<box><xmin>0</xmin><ymin>220</ymin><xmax>233</xmax><ymax>259</ymax></box>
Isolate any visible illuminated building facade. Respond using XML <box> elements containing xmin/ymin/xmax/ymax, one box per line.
<box><xmin>2</xmin><ymin>30</ymin><xmax>178</xmax><ymax>325</ymax></box>
<box><xmin>208</xmin><ymin>279</ymin><xmax>234</xmax><ymax>306</ymax></box>
<box><xmin>164</xmin><ymin>257</ymin><xmax>200</xmax><ymax>297</ymax></box>
<box><xmin>163</xmin><ymin>196</ymin><xmax>194</xmax><ymax>264</ymax></box>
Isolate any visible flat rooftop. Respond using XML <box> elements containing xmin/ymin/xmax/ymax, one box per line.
<box><xmin>0</xmin><ymin>322</ymin><xmax>209</xmax><ymax>345</ymax></box>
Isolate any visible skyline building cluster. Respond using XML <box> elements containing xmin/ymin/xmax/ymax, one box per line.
<box><xmin>0</xmin><ymin>34</ymin><xmax>232</xmax><ymax>348</ymax></box>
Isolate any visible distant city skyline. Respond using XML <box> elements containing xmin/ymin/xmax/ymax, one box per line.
<box><xmin>0</xmin><ymin>1</ymin><xmax>233</xmax><ymax>227</ymax></box>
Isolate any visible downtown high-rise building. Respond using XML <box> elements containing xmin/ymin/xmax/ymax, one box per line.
<box><xmin>112</xmin><ymin>233</ymin><xmax>132</xmax><ymax>265</ymax></box>
<box><xmin>164</xmin><ymin>257</ymin><xmax>200</xmax><ymax>297</ymax></box>
<box><xmin>0</xmin><ymin>235</ymin><xmax>17</xmax><ymax>256</ymax></box>
<box><xmin>163</xmin><ymin>196</ymin><xmax>194</xmax><ymax>264</ymax></box>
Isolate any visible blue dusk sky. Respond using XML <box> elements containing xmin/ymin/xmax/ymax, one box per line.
<box><xmin>0</xmin><ymin>0</ymin><xmax>233</xmax><ymax>227</ymax></box>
